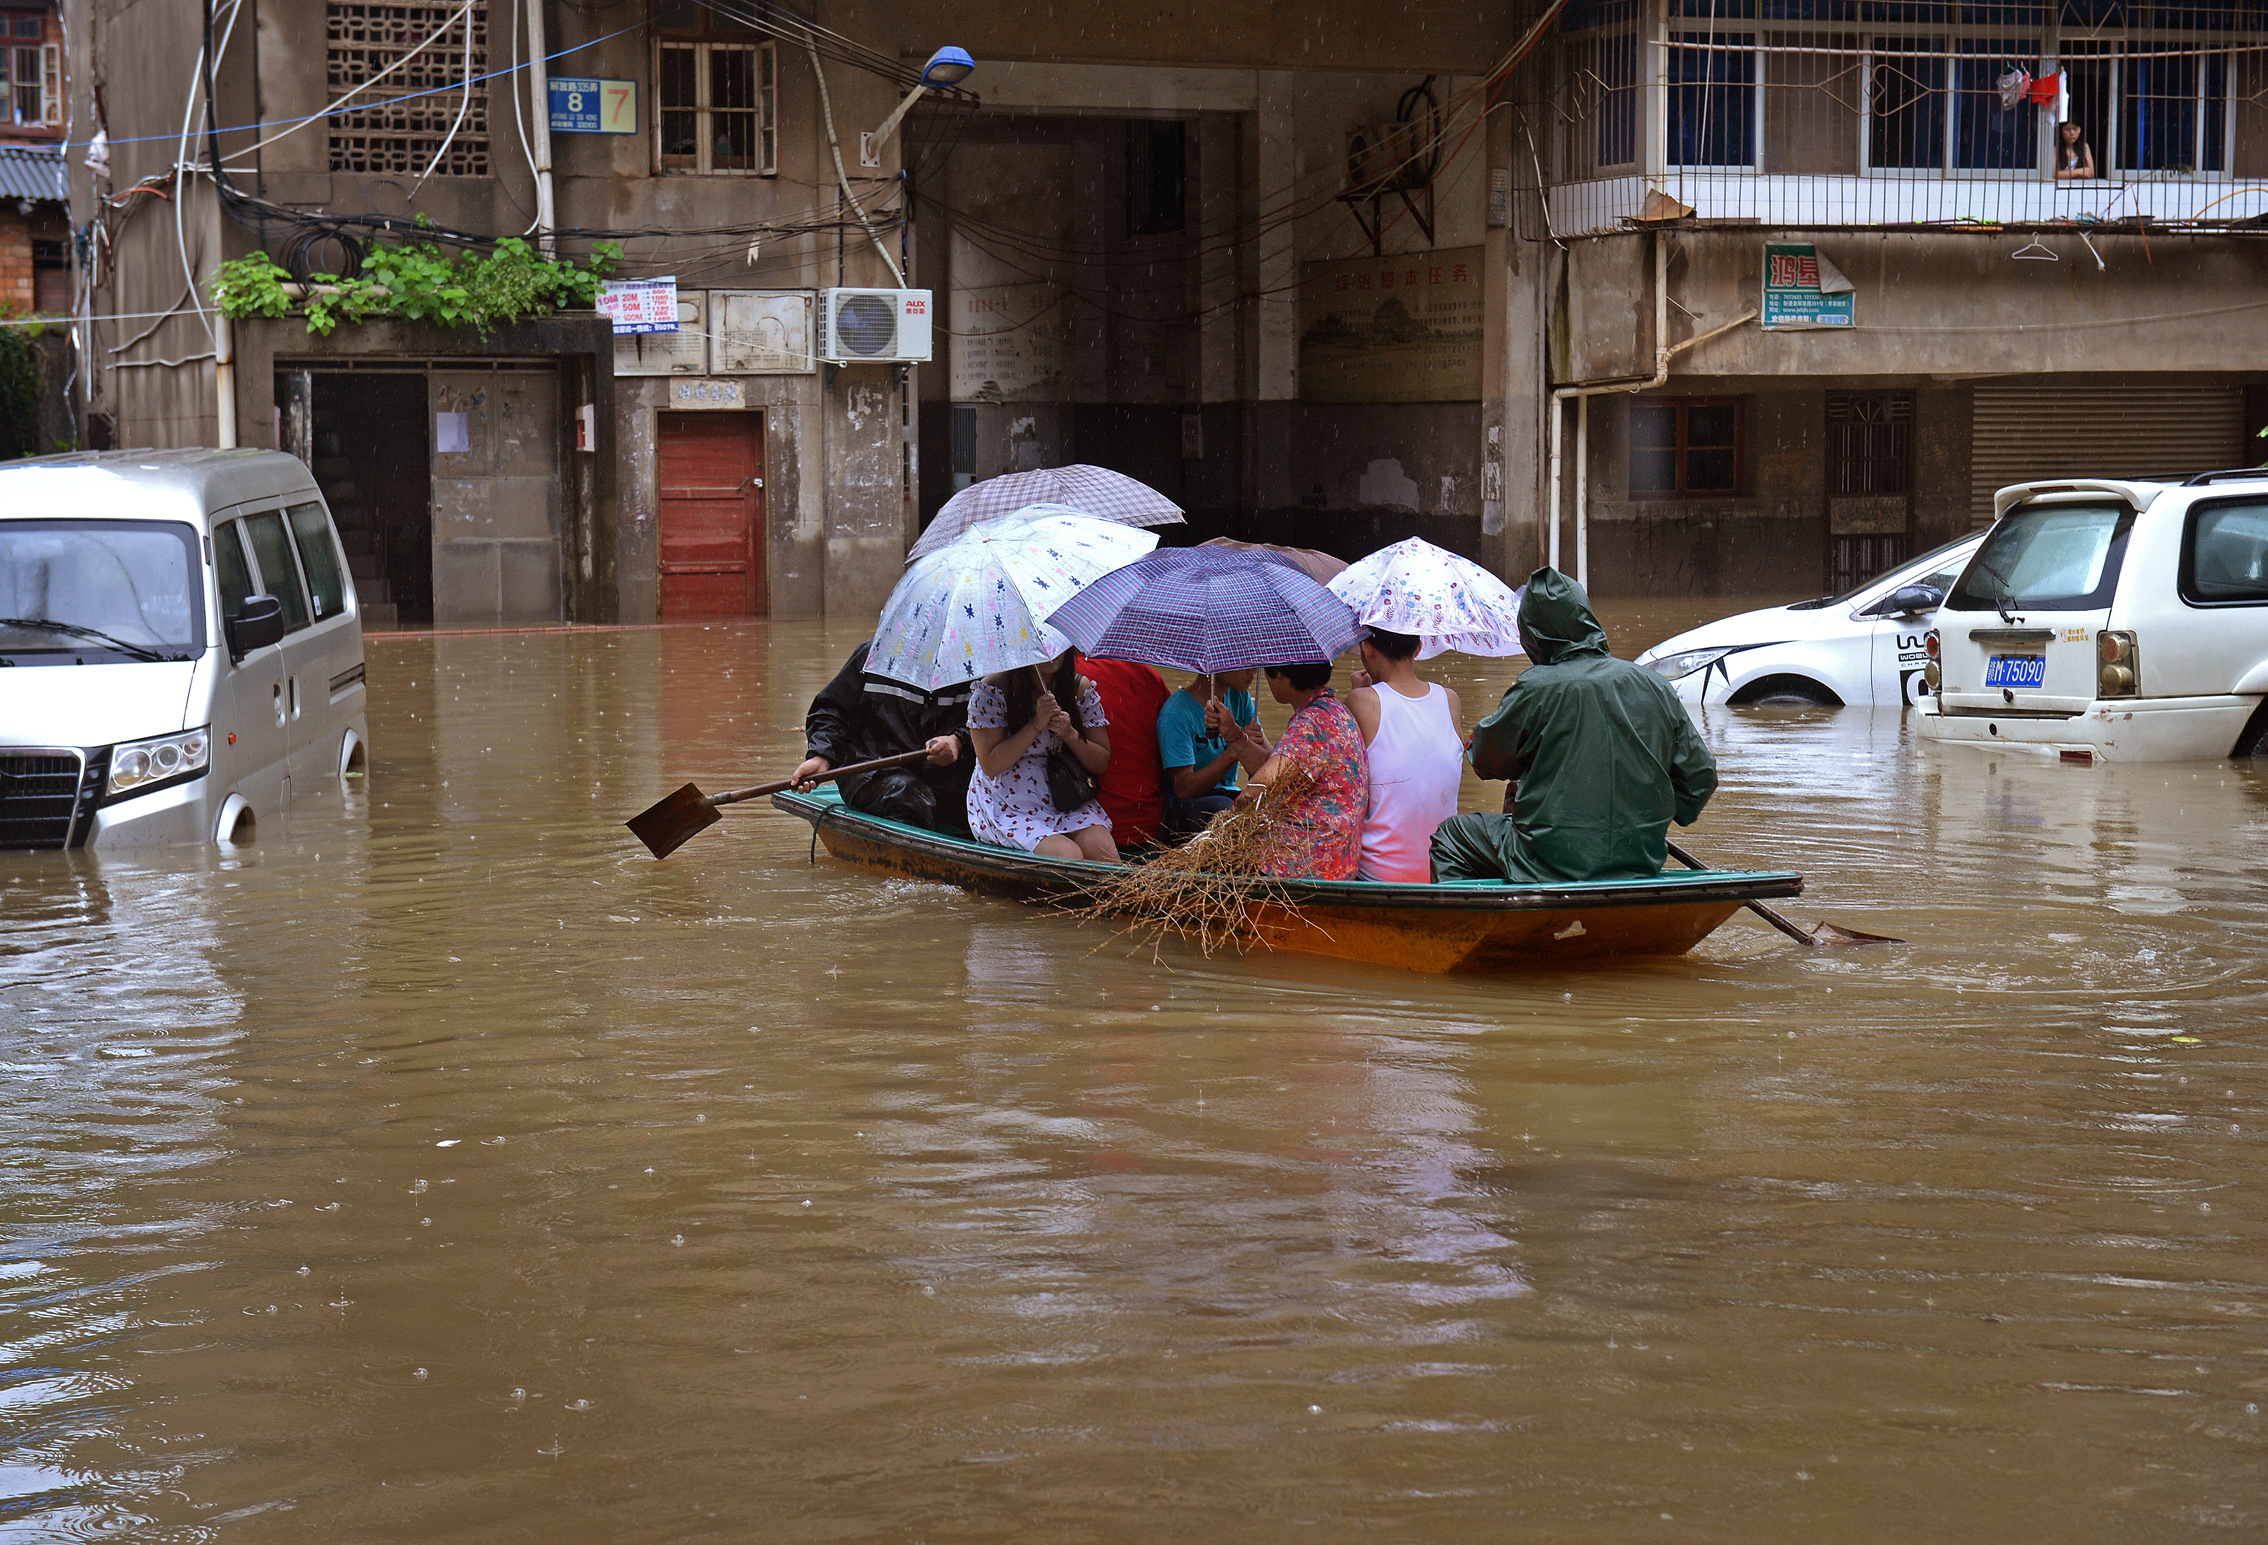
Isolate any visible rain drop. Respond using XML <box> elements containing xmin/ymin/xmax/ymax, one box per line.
<box><xmin>414</xmin><ymin>1367</ymin><xmax>429</xmax><ymax>1380</ymax></box>
<box><xmin>672</xmin><ymin>1234</ymin><xmax>685</xmax><ymax>1246</ymax></box>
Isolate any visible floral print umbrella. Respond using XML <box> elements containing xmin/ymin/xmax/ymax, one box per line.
<box><xmin>1325</xmin><ymin>537</ymin><xmax>1527</xmax><ymax>658</ymax></box>
<box><xmin>867</xmin><ymin>506</ymin><xmax>1159</xmax><ymax>690</ymax></box>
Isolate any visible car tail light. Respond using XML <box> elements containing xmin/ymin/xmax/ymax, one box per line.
<box><xmin>1924</xmin><ymin>629</ymin><xmax>1940</xmax><ymax>660</ymax></box>
<box><xmin>2098</xmin><ymin>630</ymin><xmax>2139</xmax><ymax>698</ymax></box>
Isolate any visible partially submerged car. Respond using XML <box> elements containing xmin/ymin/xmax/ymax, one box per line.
<box><xmin>1635</xmin><ymin>533</ymin><xmax>1984</xmax><ymax>708</ymax></box>
<box><xmin>0</xmin><ymin>449</ymin><xmax>367</xmax><ymax>849</ymax></box>
<box><xmin>1921</xmin><ymin>472</ymin><xmax>2268</xmax><ymax>763</ymax></box>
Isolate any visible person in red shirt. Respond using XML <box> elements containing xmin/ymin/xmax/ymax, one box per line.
<box><xmin>1075</xmin><ymin>655</ymin><xmax>1172</xmax><ymax>849</ymax></box>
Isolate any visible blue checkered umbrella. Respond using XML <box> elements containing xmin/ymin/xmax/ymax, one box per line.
<box><xmin>1042</xmin><ymin>546</ymin><xmax>1364</xmax><ymax>674</ymax></box>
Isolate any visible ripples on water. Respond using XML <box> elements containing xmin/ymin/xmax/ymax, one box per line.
<box><xmin>2</xmin><ymin>610</ymin><xmax>2265</xmax><ymax>1541</ymax></box>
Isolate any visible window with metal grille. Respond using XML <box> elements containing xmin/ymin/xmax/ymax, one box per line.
<box><xmin>327</xmin><ymin>2</ymin><xmax>490</xmax><ymax>177</ymax></box>
<box><xmin>658</xmin><ymin>38</ymin><xmax>775</xmax><ymax>174</ymax></box>
<box><xmin>1631</xmin><ymin>398</ymin><xmax>1742</xmax><ymax>496</ymax></box>
<box><xmin>1828</xmin><ymin>392</ymin><xmax>1914</xmax><ymax>495</ymax></box>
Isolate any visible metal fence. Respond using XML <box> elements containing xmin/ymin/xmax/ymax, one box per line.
<box><xmin>1519</xmin><ymin>13</ymin><xmax>2268</xmax><ymax>236</ymax></box>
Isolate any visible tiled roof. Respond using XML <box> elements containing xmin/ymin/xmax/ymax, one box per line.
<box><xmin>0</xmin><ymin>145</ymin><xmax>66</xmax><ymax>204</ymax></box>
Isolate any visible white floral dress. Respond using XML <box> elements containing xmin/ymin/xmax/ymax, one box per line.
<box><xmin>965</xmin><ymin>679</ymin><xmax>1112</xmax><ymax>850</ymax></box>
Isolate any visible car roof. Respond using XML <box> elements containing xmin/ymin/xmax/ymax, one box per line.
<box><xmin>0</xmin><ymin>448</ymin><xmax>320</xmax><ymax>527</ymax></box>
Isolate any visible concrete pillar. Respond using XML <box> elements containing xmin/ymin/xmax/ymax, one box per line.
<box><xmin>1244</xmin><ymin>73</ymin><xmax>1301</xmax><ymax>517</ymax></box>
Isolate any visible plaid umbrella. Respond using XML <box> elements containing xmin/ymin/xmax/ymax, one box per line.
<box><xmin>1325</xmin><ymin>537</ymin><xmax>1526</xmax><ymax>658</ymax></box>
<box><xmin>1043</xmin><ymin>546</ymin><xmax>1364</xmax><ymax>674</ymax></box>
<box><xmin>867</xmin><ymin>507</ymin><xmax>1158</xmax><ymax>690</ymax></box>
<box><xmin>909</xmin><ymin>465</ymin><xmax>1184</xmax><ymax>562</ymax></box>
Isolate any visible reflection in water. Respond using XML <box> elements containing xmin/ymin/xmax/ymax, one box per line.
<box><xmin>0</xmin><ymin>610</ymin><xmax>2265</xmax><ymax>1540</ymax></box>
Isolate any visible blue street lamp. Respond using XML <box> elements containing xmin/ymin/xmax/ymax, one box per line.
<box><xmin>862</xmin><ymin>46</ymin><xmax>976</xmax><ymax>166</ymax></box>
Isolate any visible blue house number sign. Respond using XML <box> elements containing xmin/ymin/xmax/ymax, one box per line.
<box><xmin>548</xmin><ymin>78</ymin><xmax>637</xmax><ymax>134</ymax></box>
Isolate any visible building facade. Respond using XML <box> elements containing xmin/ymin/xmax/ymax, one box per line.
<box><xmin>56</xmin><ymin>0</ymin><xmax>2268</xmax><ymax>623</ymax></box>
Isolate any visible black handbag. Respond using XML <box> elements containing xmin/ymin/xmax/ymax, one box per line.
<box><xmin>1045</xmin><ymin>744</ymin><xmax>1097</xmax><ymax>812</ymax></box>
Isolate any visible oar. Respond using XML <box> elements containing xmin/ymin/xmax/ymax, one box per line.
<box><xmin>1664</xmin><ymin>838</ymin><xmax>1903</xmax><ymax>948</ymax></box>
<box><xmin>626</xmin><ymin>749</ymin><xmax>933</xmax><ymax>860</ymax></box>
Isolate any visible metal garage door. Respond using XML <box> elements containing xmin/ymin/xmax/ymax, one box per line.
<box><xmin>1970</xmin><ymin>383</ymin><xmax>2245</xmax><ymax>526</ymax></box>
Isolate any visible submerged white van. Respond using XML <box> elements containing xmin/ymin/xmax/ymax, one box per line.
<box><xmin>0</xmin><ymin>449</ymin><xmax>367</xmax><ymax>849</ymax></box>
<box><xmin>1920</xmin><ymin>472</ymin><xmax>2268</xmax><ymax>763</ymax></box>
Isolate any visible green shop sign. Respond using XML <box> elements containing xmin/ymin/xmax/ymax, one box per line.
<box><xmin>1762</xmin><ymin>243</ymin><xmax>1855</xmax><ymax>331</ymax></box>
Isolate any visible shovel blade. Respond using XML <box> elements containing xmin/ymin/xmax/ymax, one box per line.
<box><xmin>626</xmin><ymin>782</ymin><xmax>720</xmax><ymax>859</ymax></box>
<box><xmin>1805</xmin><ymin>920</ymin><xmax>1903</xmax><ymax>947</ymax></box>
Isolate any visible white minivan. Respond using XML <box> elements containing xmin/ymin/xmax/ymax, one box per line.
<box><xmin>1920</xmin><ymin>473</ymin><xmax>2268</xmax><ymax>762</ymax></box>
<box><xmin>0</xmin><ymin>448</ymin><xmax>367</xmax><ymax>849</ymax></box>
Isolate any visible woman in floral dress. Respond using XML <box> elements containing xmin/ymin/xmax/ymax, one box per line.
<box><xmin>1245</xmin><ymin>661</ymin><xmax>1368</xmax><ymax>880</ymax></box>
<box><xmin>966</xmin><ymin>649</ymin><xmax>1120</xmax><ymax>862</ymax></box>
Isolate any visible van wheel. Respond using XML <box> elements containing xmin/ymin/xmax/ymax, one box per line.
<box><xmin>2232</xmin><ymin>699</ymin><xmax>2268</xmax><ymax>758</ymax></box>
<box><xmin>215</xmin><ymin>794</ymin><xmax>256</xmax><ymax>844</ymax></box>
<box><xmin>1728</xmin><ymin>674</ymin><xmax>1845</xmax><ymax>708</ymax></box>
<box><xmin>339</xmin><ymin>731</ymin><xmax>368</xmax><ymax>783</ymax></box>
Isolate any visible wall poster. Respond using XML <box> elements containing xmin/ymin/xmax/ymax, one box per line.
<box><xmin>1298</xmin><ymin>246</ymin><xmax>1484</xmax><ymax>404</ymax></box>
<box><xmin>1761</xmin><ymin>244</ymin><xmax>1856</xmax><ymax>330</ymax></box>
<box><xmin>949</xmin><ymin>281</ymin><xmax>1065</xmax><ymax>402</ymax></box>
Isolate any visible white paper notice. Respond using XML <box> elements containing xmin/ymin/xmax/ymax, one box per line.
<box><xmin>435</xmin><ymin>412</ymin><xmax>470</xmax><ymax>454</ymax></box>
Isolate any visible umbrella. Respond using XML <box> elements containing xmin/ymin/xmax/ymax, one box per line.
<box><xmin>910</xmin><ymin>465</ymin><xmax>1184</xmax><ymax>562</ymax></box>
<box><xmin>1325</xmin><ymin>537</ymin><xmax>1527</xmax><ymax>658</ymax></box>
<box><xmin>1043</xmin><ymin>546</ymin><xmax>1364</xmax><ymax>675</ymax></box>
<box><xmin>867</xmin><ymin>508</ymin><xmax>1159</xmax><ymax>690</ymax></box>
<box><xmin>1197</xmin><ymin>536</ymin><xmax>1348</xmax><ymax>585</ymax></box>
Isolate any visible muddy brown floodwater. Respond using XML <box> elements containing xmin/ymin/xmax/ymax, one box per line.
<box><xmin>4</xmin><ymin>604</ymin><xmax>2268</xmax><ymax>1542</ymax></box>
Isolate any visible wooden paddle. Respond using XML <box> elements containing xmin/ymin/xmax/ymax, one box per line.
<box><xmin>1664</xmin><ymin>838</ymin><xmax>1903</xmax><ymax>948</ymax></box>
<box><xmin>627</xmin><ymin>749</ymin><xmax>934</xmax><ymax>859</ymax></box>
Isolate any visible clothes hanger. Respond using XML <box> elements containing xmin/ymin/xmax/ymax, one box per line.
<box><xmin>2011</xmin><ymin>237</ymin><xmax>2060</xmax><ymax>260</ymax></box>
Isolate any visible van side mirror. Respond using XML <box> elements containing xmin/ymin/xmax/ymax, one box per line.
<box><xmin>226</xmin><ymin>594</ymin><xmax>286</xmax><ymax>661</ymax></box>
<box><xmin>1887</xmin><ymin>583</ymin><xmax>1944</xmax><ymax>617</ymax></box>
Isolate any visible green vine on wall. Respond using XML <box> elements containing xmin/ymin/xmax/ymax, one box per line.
<box><xmin>0</xmin><ymin>326</ymin><xmax>43</xmax><ymax>461</ymax></box>
<box><xmin>212</xmin><ymin>237</ymin><xmax>622</xmax><ymax>338</ymax></box>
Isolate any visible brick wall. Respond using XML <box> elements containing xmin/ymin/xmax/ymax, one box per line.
<box><xmin>0</xmin><ymin>213</ymin><xmax>31</xmax><ymax>315</ymax></box>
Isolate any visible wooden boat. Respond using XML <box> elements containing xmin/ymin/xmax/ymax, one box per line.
<box><xmin>771</xmin><ymin>788</ymin><xmax>1805</xmax><ymax>973</ymax></box>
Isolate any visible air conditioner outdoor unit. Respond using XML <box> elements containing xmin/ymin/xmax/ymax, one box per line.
<box><xmin>819</xmin><ymin>287</ymin><xmax>933</xmax><ymax>364</ymax></box>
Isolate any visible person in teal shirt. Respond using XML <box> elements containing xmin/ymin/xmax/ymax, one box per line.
<box><xmin>1156</xmin><ymin>669</ymin><xmax>1269</xmax><ymax>836</ymax></box>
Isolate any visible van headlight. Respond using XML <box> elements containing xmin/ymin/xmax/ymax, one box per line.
<box><xmin>107</xmin><ymin>727</ymin><xmax>211</xmax><ymax>796</ymax></box>
<box><xmin>1646</xmin><ymin>646</ymin><xmax>1734</xmax><ymax>681</ymax></box>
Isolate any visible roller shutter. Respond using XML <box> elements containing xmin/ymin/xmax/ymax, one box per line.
<box><xmin>1970</xmin><ymin>383</ymin><xmax>2245</xmax><ymax>526</ymax></box>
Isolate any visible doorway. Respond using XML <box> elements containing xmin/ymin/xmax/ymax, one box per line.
<box><xmin>305</xmin><ymin>373</ymin><xmax>432</xmax><ymax>628</ymax></box>
<box><xmin>656</xmin><ymin>411</ymin><xmax>766</xmax><ymax>617</ymax></box>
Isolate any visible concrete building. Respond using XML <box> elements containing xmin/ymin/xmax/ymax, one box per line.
<box><xmin>57</xmin><ymin>0</ymin><xmax>2268</xmax><ymax>624</ymax></box>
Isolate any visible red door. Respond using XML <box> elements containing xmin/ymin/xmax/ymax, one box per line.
<box><xmin>657</xmin><ymin>412</ymin><xmax>765</xmax><ymax>617</ymax></box>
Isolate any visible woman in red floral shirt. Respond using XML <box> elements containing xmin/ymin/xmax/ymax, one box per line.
<box><xmin>1245</xmin><ymin>661</ymin><xmax>1369</xmax><ymax>880</ymax></box>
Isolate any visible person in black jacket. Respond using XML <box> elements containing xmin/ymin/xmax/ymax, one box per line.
<box><xmin>790</xmin><ymin>641</ymin><xmax>974</xmax><ymax>834</ymax></box>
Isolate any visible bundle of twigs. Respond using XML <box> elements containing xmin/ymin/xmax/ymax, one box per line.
<box><xmin>1070</xmin><ymin>761</ymin><xmax>1320</xmax><ymax>959</ymax></box>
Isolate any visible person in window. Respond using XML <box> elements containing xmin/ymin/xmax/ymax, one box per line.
<box><xmin>793</xmin><ymin>641</ymin><xmax>971</xmax><ymax>834</ymax></box>
<box><xmin>2054</xmin><ymin>121</ymin><xmax>2097</xmax><ymax>180</ymax></box>
<box><xmin>1156</xmin><ymin>669</ymin><xmax>1270</xmax><ymax>837</ymax></box>
<box><xmin>1244</xmin><ymin>661</ymin><xmax>1368</xmax><ymax>881</ymax></box>
<box><xmin>1430</xmin><ymin>569</ymin><xmax>1717</xmax><ymax>884</ymax></box>
<box><xmin>965</xmin><ymin>650</ymin><xmax>1118</xmax><ymax>862</ymax></box>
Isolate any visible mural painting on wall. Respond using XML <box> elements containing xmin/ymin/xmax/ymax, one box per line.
<box><xmin>1298</xmin><ymin>247</ymin><xmax>1484</xmax><ymax>404</ymax></box>
<box><xmin>950</xmin><ymin>281</ymin><xmax>1067</xmax><ymax>403</ymax></box>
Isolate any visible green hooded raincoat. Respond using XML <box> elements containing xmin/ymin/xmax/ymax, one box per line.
<box><xmin>1430</xmin><ymin>568</ymin><xmax>1718</xmax><ymax>884</ymax></box>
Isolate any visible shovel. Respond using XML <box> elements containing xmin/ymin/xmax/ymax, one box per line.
<box><xmin>627</xmin><ymin>748</ymin><xmax>934</xmax><ymax>860</ymax></box>
<box><xmin>1665</xmin><ymin>838</ymin><xmax>1903</xmax><ymax>948</ymax></box>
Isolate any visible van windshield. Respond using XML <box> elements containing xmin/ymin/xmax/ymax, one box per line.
<box><xmin>1946</xmin><ymin>502</ymin><xmax>2131</xmax><ymax>613</ymax></box>
<box><xmin>0</xmin><ymin>520</ymin><xmax>205</xmax><ymax>662</ymax></box>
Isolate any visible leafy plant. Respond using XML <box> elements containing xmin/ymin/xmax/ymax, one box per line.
<box><xmin>211</xmin><ymin>240</ymin><xmax>621</xmax><ymax>338</ymax></box>
<box><xmin>0</xmin><ymin>325</ymin><xmax>41</xmax><ymax>460</ymax></box>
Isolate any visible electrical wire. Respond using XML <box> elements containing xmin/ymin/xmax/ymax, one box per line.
<box><xmin>804</xmin><ymin>40</ymin><xmax>906</xmax><ymax>286</ymax></box>
<box><xmin>412</xmin><ymin>1</ymin><xmax>480</xmax><ymax>190</ymax></box>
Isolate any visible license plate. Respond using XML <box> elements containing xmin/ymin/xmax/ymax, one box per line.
<box><xmin>1984</xmin><ymin>654</ymin><xmax>2047</xmax><ymax>689</ymax></box>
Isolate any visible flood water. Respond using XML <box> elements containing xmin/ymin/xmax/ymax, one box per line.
<box><xmin>5</xmin><ymin>604</ymin><xmax>2268</xmax><ymax>1542</ymax></box>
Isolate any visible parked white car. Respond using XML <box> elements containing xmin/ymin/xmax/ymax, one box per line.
<box><xmin>0</xmin><ymin>448</ymin><xmax>367</xmax><ymax>850</ymax></box>
<box><xmin>1634</xmin><ymin>533</ymin><xmax>1984</xmax><ymax>708</ymax></box>
<box><xmin>1921</xmin><ymin>473</ymin><xmax>2268</xmax><ymax>763</ymax></box>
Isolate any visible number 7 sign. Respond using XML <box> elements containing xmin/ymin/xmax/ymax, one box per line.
<box><xmin>600</xmin><ymin>81</ymin><xmax>637</xmax><ymax>134</ymax></box>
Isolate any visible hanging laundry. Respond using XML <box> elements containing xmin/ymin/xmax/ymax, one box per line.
<box><xmin>1998</xmin><ymin>66</ymin><xmax>2034</xmax><ymax>111</ymax></box>
<box><xmin>2028</xmin><ymin>70</ymin><xmax>2063</xmax><ymax>106</ymax></box>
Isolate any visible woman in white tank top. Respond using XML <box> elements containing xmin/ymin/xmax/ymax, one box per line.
<box><xmin>1346</xmin><ymin>628</ymin><xmax>1465</xmax><ymax>883</ymax></box>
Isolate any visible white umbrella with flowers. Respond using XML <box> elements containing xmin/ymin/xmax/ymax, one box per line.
<box><xmin>867</xmin><ymin>505</ymin><xmax>1159</xmax><ymax>691</ymax></box>
<box><xmin>1325</xmin><ymin>537</ymin><xmax>1527</xmax><ymax>658</ymax></box>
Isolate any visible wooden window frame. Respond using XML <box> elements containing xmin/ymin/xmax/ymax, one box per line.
<box><xmin>655</xmin><ymin>36</ymin><xmax>776</xmax><ymax>177</ymax></box>
<box><xmin>1629</xmin><ymin>396</ymin><xmax>1744</xmax><ymax>499</ymax></box>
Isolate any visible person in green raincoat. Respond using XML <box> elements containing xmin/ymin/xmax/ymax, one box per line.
<box><xmin>1430</xmin><ymin>568</ymin><xmax>1718</xmax><ymax>884</ymax></box>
